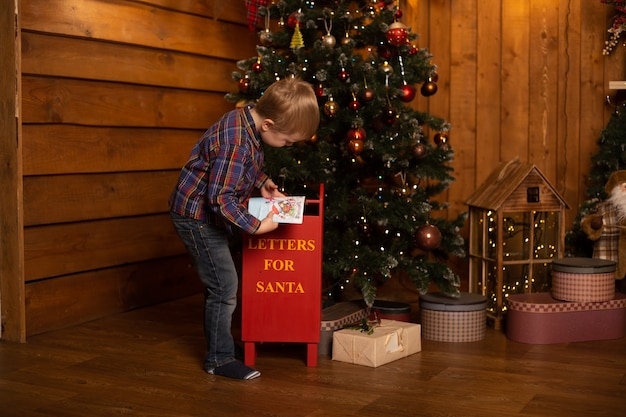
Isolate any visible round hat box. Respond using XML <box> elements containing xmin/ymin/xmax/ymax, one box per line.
<box><xmin>551</xmin><ymin>257</ymin><xmax>615</xmax><ymax>303</ymax></box>
<box><xmin>371</xmin><ymin>300</ymin><xmax>411</xmax><ymax>322</ymax></box>
<box><xmin>419</xmin><ymin>292</ymin><xmax>487</xmax><ymax>342</ymax></box>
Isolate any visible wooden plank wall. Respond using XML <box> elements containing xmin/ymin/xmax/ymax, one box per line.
<box><xmin>4</xmin><ymin>0</ymin><xmax>626</xmax><ymax>339</ymax></box>
<box><xmin>1</xmin><ymin>0</ymin><xmax>26</xmax><ymax>342</ymax></box>
<box><xmin>15</xmin><ymin>0</ymin><xmax>257</xmax><ymax>338</ymax></box>
<box><xmin>407</xmin><ymin>0</ymin><xmax>626</xmax><ymax>231</ymax></box>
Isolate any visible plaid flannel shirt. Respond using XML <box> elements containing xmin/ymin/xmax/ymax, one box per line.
<box><xmin>169</xmin><ymin>106</ymin><xmax>268</xmax><ymax>235</ymax></box>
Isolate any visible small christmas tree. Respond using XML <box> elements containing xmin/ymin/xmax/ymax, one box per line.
<box><xmin>229</xmin><ymin>0</ymin><xmax>466</xmax><ymax>306</ymax></box>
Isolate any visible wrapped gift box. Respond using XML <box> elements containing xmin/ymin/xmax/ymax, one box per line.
<box><xmin>551</xmin><ymin>257</ymin><xmax>616</xmax><ymax>303</ymax></box>
<box><xmin>372</xmin><ymin>300</ymin><xmax>411</xmax><ymax>322</ymax></box>
<box><xmin>419</xmin><ymin>292</ymin><xmax>487</xmax><ymax>342</ymax></box>
<box><xmin>319</xmin><ymin>301</ymin><xmax>367</xmax><ymax>356</ymax></box>
<box><xmin>332</xmin><ymin>319</ymin><xmax>421</xmax><ymax>367</ymax></box>
<box><xmin>506</xmin><ymin>292</ymin><xmax>626</xmax><ymax>344</ymax></box>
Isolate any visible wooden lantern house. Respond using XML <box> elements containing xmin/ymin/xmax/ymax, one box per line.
<box><xmin>465</xmin><ymin>159</ymin><xmax>569</xmax><ymax>328</ymax></box>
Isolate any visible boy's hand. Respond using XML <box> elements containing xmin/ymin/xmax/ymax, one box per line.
<box><xmin>260</xmin><ymin>179</ymin><xmax>285</xmax><ymax>199</ymax></box>
<box><xmin>254</xmin><ymin>210</ymin><xmax>279</xmax><ymax>234</ymax></box>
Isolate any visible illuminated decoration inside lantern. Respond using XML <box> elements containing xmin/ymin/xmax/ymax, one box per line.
<box><xmin>466</xmin><ymin>160</ymin><xmax>569</xmax><ymax>329</ymax></box>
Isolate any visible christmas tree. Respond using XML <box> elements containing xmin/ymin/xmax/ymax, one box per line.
<box><xmin>566</xmin><ymin>104</ymin><xmax>626</xmax><ymax>256</ymax></box>
<box><xmin>228</xmin><ymin>0</ymin><xmax>466</xmax><ymax>306</ymax></box>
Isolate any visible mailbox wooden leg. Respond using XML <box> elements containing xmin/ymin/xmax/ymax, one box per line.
<box><xmin>244</xmin><ymin>341</ymin><xmax>256</xmax><ymax>366</ymax></box>
<box><xmin>306</xmin><ymin>343</ymin><xmax>318</xmax><ymax>367</ymax></box>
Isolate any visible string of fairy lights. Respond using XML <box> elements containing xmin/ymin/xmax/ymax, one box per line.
<box><xmin>476</xmin><ymin>210</ymin><xmax>560</xmax><ymax>312</ymax></box>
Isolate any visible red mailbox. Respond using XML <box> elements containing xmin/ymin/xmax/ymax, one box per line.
<box><xmin>241</xmin><ymin>185</ymin><xmax>324</xmax><ymax>367</ymax></box>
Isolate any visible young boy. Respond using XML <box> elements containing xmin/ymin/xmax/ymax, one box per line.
<box><xmin>169</xmin><ymin>77</ymin><xmax>320</xmax><ymax>380</ymax></box>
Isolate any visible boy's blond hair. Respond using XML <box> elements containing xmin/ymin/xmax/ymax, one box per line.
<box><xmin>254</xmin><ymin>77</ymin><xmax>320</xmax><ymax>141</ymax></box>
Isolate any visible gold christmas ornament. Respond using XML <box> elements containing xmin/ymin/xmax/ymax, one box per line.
<box><xmin>348</xmin><ymin>139</ymin><xmax>364</xmax><ymax>155</ymax></box>
<box><xmin>323</xmin><ymin>97</ymin><xmax>338</xmax><ymax>117</ymax></box>
<box><xmin>380</xmin><ymin>61</ymin><xmax>394</xmax><ymax>75</ymax></box>
<box><xmin>321</xmin><ymin>13</ymin><xmax>336</xmax><ymax>48</ymax></box>
<box><xmin>434</xmin><ymin>131</ymin><xmax>448</xmax><ymax>146</ymax></box>
<box><xmin>341</xmin><ymin>33</ymin><xmax>351</xmax><ymax>46</ymax></box>
<box><xmin>322</xmin><ymin>33</ymin><xmax>337</xmax><ymax>48</ymax></box>
<box><xmin>290</xmin><ymin>23</ymin><xmax>304</xmax><ymax>50</ymax></box>
<box><xmin>420</xmin><ymin>79</ymin><xmax>438</xmax><ymax>96</ymax></box>
<box><xmin>259</xmin><ymin>29</ymin><xmax>272</xmax><ymax>46</ymax></box>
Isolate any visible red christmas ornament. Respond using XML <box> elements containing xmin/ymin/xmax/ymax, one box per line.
<box><xmin>315</xmin><ymin>83</ymin><xmax>326</xmax><ymax>98</ymax></box>
<box><xmin>382</xmin><ymin>106</ymin><xmax>397</xmax><ymax>125</ymax></box>
<box><xmin>338</xmin><ymin>69</ymin><xmax>350</xmax><ymax>82</ymax></box>
<box><xmin>347</xmin><ymin>127</ymin><xmax>367</xmax><ymax>142</ymax></box>
<box><xmin>409</xmin><ymin>45</ymin><xmax>419</xmax><ymax>55</ymax></box>
<box><xmin>386</xmin><ymin>22</ymin><xmax>409</xmax><ymax>47</ymax></box>
<box><xmin>348</xmin><ymin>138</ymin><xmax>364</xmax><ymax>155</ymax></box>
<box><xmin>399</xmin><ymin>84</ymin><xmax>416</xmax><ymax>102</ymax></box>
<box><xmin>252</xmin><ymin>60</ymin><xmax>263</xmax><ymax>73</ymax></box>
<box><xmin>287</xmin><ymin>10</ymin><xmax>303</xmax><ymax>28</ymax></box>
<box><xmin>238</xmin><ymin>76</ymin><xmax>250</xmax><ymax>93</ymax></box>
<box><xmin>415</xmin><ymin>224</ymin><xmax>442</xmax><ymax>250</ymax></box>
<box><xmin>349</xmin><ymin>98</ymin><xmax>362</xmax><ymax>111</ymax></box>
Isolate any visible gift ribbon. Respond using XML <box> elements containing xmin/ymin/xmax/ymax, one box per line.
<box><xmin>384</xmin><ymin>328</ymin><xmax>405</xmax><ymax>353</ymax></box>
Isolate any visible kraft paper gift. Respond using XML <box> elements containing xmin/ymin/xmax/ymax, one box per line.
<box><xmin>332</xmin><ymin>319</ymin><xmax>421</xmax><ymax>367</ymax></box>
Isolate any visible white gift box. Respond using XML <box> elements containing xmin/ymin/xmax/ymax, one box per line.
<box><xmin>332</xmin><ymin>319</ymin><xmax>421</xmax><ymax>367</ymax></box>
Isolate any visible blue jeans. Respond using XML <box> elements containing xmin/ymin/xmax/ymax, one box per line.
<box><xmin>170</xmin><ymin>212</ymin><xmax>238</xmax><ymax>371</ymax></box>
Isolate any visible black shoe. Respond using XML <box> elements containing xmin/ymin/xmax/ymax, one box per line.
<box><xmin>207</xmin><ymin>360</ymin><xmax>260</xmax><ymax>380</ymax></box>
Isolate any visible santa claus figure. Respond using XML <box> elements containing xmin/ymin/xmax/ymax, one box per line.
<box><xmin>581</xmin><ymin>170</ymin><xmax>626</xmax><ymax>293</ymax></box>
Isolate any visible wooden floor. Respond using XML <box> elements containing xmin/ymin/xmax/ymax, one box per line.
<box><xmin>1</xmin><ymin>294</ymin><xmax>626</xmax><ymax>417</ymax></box>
